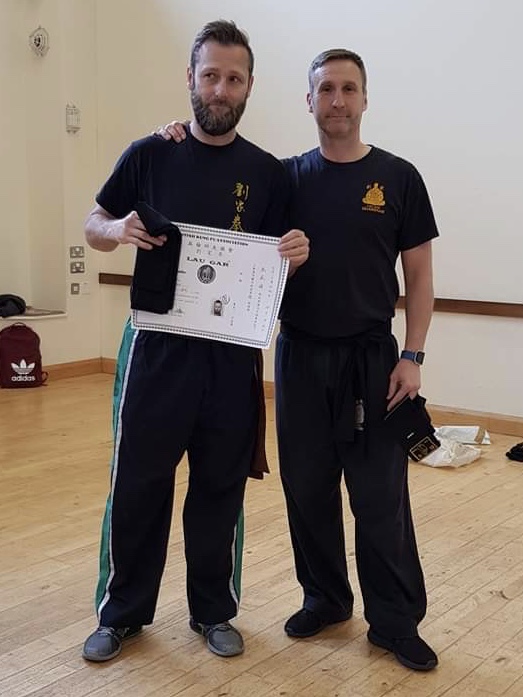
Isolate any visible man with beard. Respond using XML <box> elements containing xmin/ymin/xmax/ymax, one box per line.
<box><xmin>81</xmin><ymin>20</ymin><xmax>308</xmax><ymax>663</ymax></box>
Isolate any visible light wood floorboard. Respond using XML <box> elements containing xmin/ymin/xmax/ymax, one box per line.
<box><xmin>1</xmin><ymin>374</ymin><xmax>523</xmax><ymax>696</ymax></box>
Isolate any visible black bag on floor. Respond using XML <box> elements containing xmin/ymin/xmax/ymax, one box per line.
<box><xmin>506</xmin><ymin>443</ymin><xmax>523</xmax><ymax>462</ymax></box>
<box><xmin>0</xmin><ymin>294</ymin><xmax>26</xmax><ymax>318</ymax></box>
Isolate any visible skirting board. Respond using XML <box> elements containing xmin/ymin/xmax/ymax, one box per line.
<box><xmin>263</xmin><ymin>382</ymin><xmax>522</xmax><ymax>436</ymax></box>
<box><xmin>45</xmin><ymin>358</ymin><xmax>522</xmax><ymax>438</ymax></box>
<box><xmin>44</xmin><ymin>358</ymin><xmax>103</xmax><ymax>381</ymax></box>
<box><xmin>427</xmin><ymin>405</ymin><xmax>523</xmax><ymax>438</ymax></box>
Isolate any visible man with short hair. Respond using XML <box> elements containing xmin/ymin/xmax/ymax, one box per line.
<box><xmin>82</xmin><ymin>19</ymin><xmax>308</xmax><ymax>663</ymax></box>
<box><xmin>277</xmin><ymin>48</ymin><xmax>438</xmax><ymax>671</ymax></box>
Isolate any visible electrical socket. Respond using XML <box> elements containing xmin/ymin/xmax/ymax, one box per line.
<box><xmin>70</xmin><ymin>261</ymin><xmax>85</xmax><ymax>273</ymax></box>
<box><xmin>70</xmin><ymin>282</ymin><xmax>80</xmax><ymax>295</ymax></box>
<box><xmin>69</xmin><ymin>245</ymin><xmax>85</xmax><ymax>258</ymax></box>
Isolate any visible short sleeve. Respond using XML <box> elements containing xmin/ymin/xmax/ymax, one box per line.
<box><xmin>96</xmin><ymin>142</ymin><xmax>143</xmax><ymax>219</ymax></box>
<box><xmin>399</xmin><ymin>167</ymin><xmax>439</xmax><ymax>251</ymax></box>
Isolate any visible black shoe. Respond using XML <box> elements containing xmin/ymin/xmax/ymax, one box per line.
<box><xmin>367</xmin><ymin>629</ymin><xmax>438</xmax><ymax>671</ymax></box>
<box><xmin>284</xmin><ymin>608</ymin><xmax>351</xmax><ymax>638</ymax></box>
<box><xmin>82</xmin><ymin>625</ymin><xmax>142</xmax><ymax>662</ymax></box>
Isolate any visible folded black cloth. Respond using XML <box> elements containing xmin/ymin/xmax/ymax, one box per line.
<box><xmin>130</xmin><ymin>202</ymin><xmax>181</xmax><ymax>314</ymax></box>
<box><xmin>506</xmin><ymin>442</ymin><xmax>523</xmax><ymax>462</ymax></box>
<box><xmin>383</xmin><ymin>395</ymin><xmax>440</xmax><ymax>462</ymax></box>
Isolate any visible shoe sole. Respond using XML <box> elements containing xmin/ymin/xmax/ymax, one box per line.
<box><xmin>285</xmin><ymin>613</ymin><xmax>352</xmax><ymax>638</ymax></box>
<box><xmin>367</xmin><ymin>630</ymin><xmax>437</xmax><ymax>671</ymax></box>
<box><xmin>81</xmin><ymin>627</ymin><xmax>142</xmax><ymax>663</ymax></box>
<box><xmin>190</xmin><ymin>621</ymin><xmax>244</xmax><ymax>657</ymax></box>
<box><xmin>82</xmin><ymin>645</ymin><xmax>122</xmax><ymax>662</ymax></box>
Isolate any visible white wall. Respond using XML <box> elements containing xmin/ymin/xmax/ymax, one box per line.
<box><xmin>0</xmin><ymin>1</ymin><xmax>32</xmax><ymax>301</ymax></box>
<box><xmin>24</xmin><ymin>0</ymin><xmax>66</xmax><ymax>310</ymax></box>
<box><xmin>94</xmin><ymin>0</ymin><xmax>193</xmax><ymax>358</ymax></box>
<box><xmin>0</xmin><ymin>0</ymin><xmax>101</xmax><ymax>363</ymax></box>
<box><xmin>2</xmin><ymin>0</ymin><xmax>522</xmax><ymax>418</ymax></box>
<box><xmin>394</xmin><ymin>312</ymin><xmax>523</xmax><ymax>417</ymax></box>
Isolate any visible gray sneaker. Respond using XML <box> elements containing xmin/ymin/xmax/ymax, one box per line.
<box><xmin>82</xmin><ymin>625</ymin><xmax>142</xmax><ymax>662</ymax></box>
<box><xmin>189</xmin><ymin>618</ymin><xmax>244</xmax><ymax>657</ymax></box>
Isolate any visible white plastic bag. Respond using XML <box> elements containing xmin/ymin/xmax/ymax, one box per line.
<box><xmin>434</xmin><ymin>426</ymin><xmax>490</xmax><ymax>445</ymax></box>
<box><xmin>419</xmin><ymin>436</ymin><xmax>482</xmax><ymax>468</ymax></box>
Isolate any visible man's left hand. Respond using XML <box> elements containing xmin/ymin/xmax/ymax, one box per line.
<box><xmin>387</xmin><ymin>359</ymin><xmax>421</xmax><ymax>410</ymax></box>
<box><xmin>278</xmin><ymin>229</ymin><xmax>309</xmax><ymax>276</ymax></box>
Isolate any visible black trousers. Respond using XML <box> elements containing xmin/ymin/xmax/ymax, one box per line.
<box><xmin>96</xmin><ymin>324</ymin><xmax>258</xmax><ymax>628</ymax></box>
<box><xmin>275</xmin><ymin>328</ymin><xmax>427</xmax><ymax>638</ymax></box>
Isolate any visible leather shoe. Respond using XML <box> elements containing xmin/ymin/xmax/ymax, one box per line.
<box><xmin>284</xmin><ymin>608</ymin><xmax>351</xmax><ymax>638</ymax></box>
<box><xmin>82</xmin><ymin>625</ymin><xmax>142</xmax><ymax>662</ymax></box>
<box><xmin>367</xmin><ymin>629</ymin><xmax>438</xmax><ymax>671</ymax></box>
<box><xmin>190</xmin><ymin>619</ymin><xmax>244</xmax><ymax>657</ymax></box>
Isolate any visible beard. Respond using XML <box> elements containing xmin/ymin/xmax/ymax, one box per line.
<box><xmin>190</xmin><ymin>90</ymin><xmax>247</xmax><ymax>136</ymax></box>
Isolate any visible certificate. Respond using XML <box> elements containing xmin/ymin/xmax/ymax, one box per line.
<box><xmin>132</xmin><ymin>222</ymin><xmax>288</xmax><ymax>349</ymax></box>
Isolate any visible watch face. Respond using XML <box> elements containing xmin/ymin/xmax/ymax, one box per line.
<box><xmin>401</xmin><ymin>350</ymin><xmax>425</xmax><ymax>365</ymax></box>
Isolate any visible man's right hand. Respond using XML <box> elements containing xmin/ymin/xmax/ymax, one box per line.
<box><xmin>111</xmin><ymin>210</ymin><xmax>166</xmax><ymax>250</ymax></box>
<box><xmin>156</xmin><ymin>121</ymin><xmax>188</xmax><ymax>142</ymax></box>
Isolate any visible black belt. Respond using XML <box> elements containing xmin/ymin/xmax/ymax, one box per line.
<box><xmin>280</xmin><ymin>321</ymin><xmax>393</xmax><ymax>443</ymax></box>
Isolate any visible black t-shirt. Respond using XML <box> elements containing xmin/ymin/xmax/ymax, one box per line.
<box><xmin>280</xmin><ymin>146</ymin><xmax>439</xmax><ymax>337</ymax></box>
<box><xmin>96</xmin><ymin>130</ymin><xmax>288</xmax><ymax>236</ymax></box>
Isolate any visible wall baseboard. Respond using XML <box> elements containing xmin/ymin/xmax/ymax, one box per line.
<box><xmin>264</xmin><ymin>381</ymin><xmax>274</xmax><ymax>400</ymax></box>
<box><xmin>264</xmin><ymin>386</ymin><xmax>523</xmax><ymax>437</ymax></box>
<box><xmin>101</xmin><ymin>357</ymin><xmax>117</xmax><ymax>374</ymax></box>
<box><xmin>428</xmin><ymin>405</ymin><xmax>522</xmax><ymax>438</ymax></box>
<box><xmin>44</xmin><ymin>358</ymin><xmax>103</xmax><ymax>381</ymax></box>
<box><xmin>46</xmin><ymin>359</ymin><xmax>522</xmax><ymax>438</ymax></box>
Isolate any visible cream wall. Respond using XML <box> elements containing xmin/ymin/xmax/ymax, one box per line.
<box><xmin>393</xmin><ymin>312</ymin><xmax>523</xmax><ymax>417</ymax></box>
<box><xmin>0</xmin><ymin>0</ymin><xmax>100</xmax><ymax>362</ymax></box>
<box><xmin>1</xmin><ymin>1</ymin><xmax>522</xmax><ymax>418</ymax></box>
<box><xmin>94</xmin><ymin>0</ymin><xmax>193</xmax><ymax>359</ymax></box>
<box><xmin>0</xmin><ymin>1</ymin><xmax>31</xmax><ymax>301</ymax></box>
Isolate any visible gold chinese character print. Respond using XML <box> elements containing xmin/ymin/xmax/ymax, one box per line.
<box><xmin>231</xmin><ymin>182</ymin><xmax>250</xmax><ymax>231</ymax></box>
<box><xmin>362</xmin><ymin>182</ymin><xmax>386</xmax><ymax>214</ymax></box>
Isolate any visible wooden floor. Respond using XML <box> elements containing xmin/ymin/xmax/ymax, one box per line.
<box><xmin>1</xmin><ymin>375</ymin><xmax>523</xmax><ymax>696</ymax></box>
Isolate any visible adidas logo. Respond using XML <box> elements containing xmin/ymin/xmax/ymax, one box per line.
<box><xmin>11</xmin><ymin>359</ymin><xmax>36</xmax><ymax>382</ymax></box>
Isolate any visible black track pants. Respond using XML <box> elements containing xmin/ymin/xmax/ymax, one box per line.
<box><xmin>275</xmin><ymin>330</ymin><xmax>427</xmax><ymax>637</ymax></box>
<box><xmin>95</xmin><ymin>324</ymin><xmax>258</xmax><ymax>628</ymax></box>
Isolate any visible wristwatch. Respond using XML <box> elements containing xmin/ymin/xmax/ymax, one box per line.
<box><xmin>400</xmin><ymin>349</ymin><xmax>425</xmax><ymax>366</ymax></box>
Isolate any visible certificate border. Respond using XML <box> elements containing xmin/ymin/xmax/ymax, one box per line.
<box><xmin>132</xmin><ymin>222</ymin><xmax>289</xmax><ymax>349</ymax></box>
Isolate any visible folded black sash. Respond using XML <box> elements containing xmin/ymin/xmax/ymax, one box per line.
<box><xmin>384</xmin><ymin>395</ymin><xmax>440</xmax><ymax>462</ymax></box>
<box><xmin>130</xmin><ymin>202</ymin><xmax>181</xmax><ymax>314</ymax></box>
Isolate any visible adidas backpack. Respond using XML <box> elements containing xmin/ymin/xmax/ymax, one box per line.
<box><xmin>0</xmin><ymin>322</ymin><xmax>48</xmax><ymax>388</ymax></box>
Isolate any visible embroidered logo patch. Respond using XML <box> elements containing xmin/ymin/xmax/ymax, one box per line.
<box><xmin>362</xmin><ymin>182</ymin><xmax>386</xmax><ymax>214</ymax></box>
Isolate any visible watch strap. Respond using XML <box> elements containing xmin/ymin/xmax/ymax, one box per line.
<box><xmin>400</xmin><ymin>349</ymin><xmax>425</xmax><ymax>365</ymax></box>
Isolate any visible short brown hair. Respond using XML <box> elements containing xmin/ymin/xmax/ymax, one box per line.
<box><xmin>190</xmin><ymin>20</ymin><xmax>254</xmax><ymax>76</ymax></box>
<box><xmin>308</xmin><ymin>49</ymin><xmax>367</xmax><ymax>93</ymax></box>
